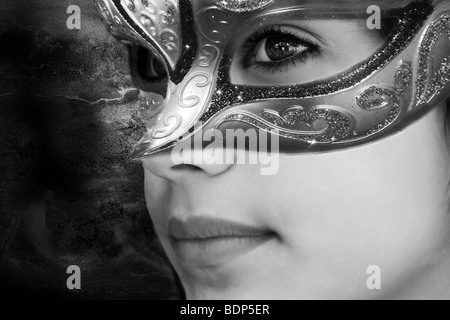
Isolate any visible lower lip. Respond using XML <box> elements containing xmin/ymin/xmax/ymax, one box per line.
<box><xmin>171</xmin><ymin>235</ymin><xmax>275</xmax><ymax>268</ymax></box>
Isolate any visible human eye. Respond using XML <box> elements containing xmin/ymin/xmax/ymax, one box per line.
<box><xmin>240</xmin><ymin>25</ymin><xmax>322</xmax><ymax>74</ymax></box>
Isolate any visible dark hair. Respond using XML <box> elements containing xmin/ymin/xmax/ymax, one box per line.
<box><xmin>446</xmin><ymin>99</ymin><xmax>450</xmax><ymax>135</ymax></box>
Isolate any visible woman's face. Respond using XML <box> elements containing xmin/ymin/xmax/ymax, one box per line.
<box><xmin>141</xmin><ymin>16</ymin><xmax>450</xmax><ymax>299</ymax></box>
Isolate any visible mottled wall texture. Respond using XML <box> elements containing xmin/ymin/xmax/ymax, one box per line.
<box><xmin>0</xmin><ymin>0</ymin><xmax>179</xmax><ymax>299</ymax></box>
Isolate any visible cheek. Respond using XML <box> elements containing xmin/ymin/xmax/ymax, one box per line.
<box><xmin>277</xmin><ymin>157</ymin><xmax>446</xmax><ymax>254</ymax></box>
<box><xmin>255</xmin><ymin>111</ymin><xmax>450</xmax><ymax>291</ymax></box>
<box><xmin>143</xmin><ymin>167</ymin><xmax>170</xmax><ymax>231</ymax></box>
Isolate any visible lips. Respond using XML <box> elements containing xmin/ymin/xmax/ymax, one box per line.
<box><xmin>168</xmin><ymin>216</ymin><xmax>277</xmax><ymax>267</ymax></box>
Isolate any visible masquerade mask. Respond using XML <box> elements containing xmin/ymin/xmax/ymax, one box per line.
<box><xmin>94</xmin><ymin>0</ymin><xmax>450</xmax><ymax>159</ymax></box>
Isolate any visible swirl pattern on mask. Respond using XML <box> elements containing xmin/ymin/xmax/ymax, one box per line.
<box><xmin>147</xmin><ymin>5</ymin><xmax>228</xmax><ymax>144</ymax></box>
<box><xmin>198</xmin><ymin>45</ymin><xmax>220</xmax><ymax>67</ymax></box>
<box><xmin>356</xmin><ymin>86</ymin><xmax>398</xmax><ymax>111</ymax></box>
<box><xmin>178</xmin><ymin>73</ymin><xmax>212</xmax><ymax>108</ymax></box>
<box><xmin>415</xmin><ymin>13</ymin><xmax>450</xmax><ymax>107</ymax></box>
<box><xmin>120</xmin><ymin>0</ymin><xmax>181</xmax><ymax>66</ymax></box>
<box><xmin>95</xmin><ymin>0</ymin><xmax>142</xmax><ymax>44</ymax></box>
<box><xmin>197</xmin><ymin>6</ymin><xmax>233</xmax><ymax>44</ymax></box>
<box><xmin>343</xmin><ymin>60</ymin><xmax>414</xmax><ymax>142</ymax></box>
<box><xmin>217</xmin><ymin>59</ymin><xmax>415</xmax><ymax>146</ymax></box>
<box><xmin>151</xmin><ymin>113</ymin><xmax>182</xmax><ymax>139</ymax></box>
<box><xmin>220</xmin><ymin>107</ymin><xmax>352</xmax><ymax>145</ymax></box>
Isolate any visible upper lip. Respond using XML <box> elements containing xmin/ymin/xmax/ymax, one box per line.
<box><xmin>168</xmin><ymin>216</ymin><xmax>275</xmax><ymax>241</ymax></box>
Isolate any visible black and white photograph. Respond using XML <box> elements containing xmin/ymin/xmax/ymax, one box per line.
<box><xmin>1</xmin><ymin>0</ymin><xmax>450</xmax><ymax>303</ymax></box>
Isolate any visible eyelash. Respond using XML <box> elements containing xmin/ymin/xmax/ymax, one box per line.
<box><xmin>241</xmin><ymin>26</ymin><xmax>321</xmax><ymax>74</ymax></box>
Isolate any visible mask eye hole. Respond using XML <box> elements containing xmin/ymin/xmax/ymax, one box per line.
<box><xmin>129</xmin><ymin>45</ymin><xmax>168</xmax><ymax>95</ymax></box>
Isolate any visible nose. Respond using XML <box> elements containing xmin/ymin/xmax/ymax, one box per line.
<box><xmin>141</xmin><ymin>143</ymin><xmax>234</xmax><ymax>181</ymax></box>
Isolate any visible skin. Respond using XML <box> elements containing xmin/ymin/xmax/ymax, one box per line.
<box><xmin>140</xmin><ymin>17</ymin><xmax>450</xmax><ymax>299</ymax></box>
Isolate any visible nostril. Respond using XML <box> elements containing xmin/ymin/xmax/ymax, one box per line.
<box><xmin>171</xmin><ymin>164</ymin><xmax>204</xmax><ymax>172</ymax></box>
<box><xmin>142</xmin><ymin>151</ymin><xmax>234</xmax><ymax>179</ymax></box>
<box><xmin>171</xmin><ymin>162</ymin><xmax>234</xmax><ymax>177</ymax></box>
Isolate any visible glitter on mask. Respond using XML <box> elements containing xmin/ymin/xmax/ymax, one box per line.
<box><xmin>420</xmin><ymin>55</ymin><xmax>450</xmax><ymax>103</ymax></box>
<box><xmin>345</xmin><ymin>60</ymin><xmax>414</xmax><ymax>142</ymax></box>
<box><xmin>394</xmin><ymin>60</ymin><xmax>413</xmax><ymax>96</ymax></box>
<box><xmin>415</xmin><ymin>13</ymin><xmax>450</xmax><ymax>107</ymax></box>
<box><xmin>356</xmin><ymin>86</ymin><xmax>397</xmax><ymax>111</ymax></box>
<box><xmin>160</xmin><ymin>3</ymin><xmax>176</xmax><ymax>25</ymax></box>
<box><xmin>124</xmin><ymin>0</ymin><xmax>136</xmax><ymax>12</ymax></box>
<box><xmin>261</xmin><ymin>106</ymin><xmax>321</xmax><ymax>128</ymax></box>
<box><xmin>222</xmin><ymin>107</ymin><xmax>352</xmax><ymax>146</ymax></box>
<box><xmin>210</xmin><ymin>0</ymin><xmax>274</xmax><ymax>13</ymax></box>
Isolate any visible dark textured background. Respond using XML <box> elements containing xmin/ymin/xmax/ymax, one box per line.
<box><xmin>0</xmin><ymin>0</ymin><xmax>178</xmax><ymax>299</ymax></box>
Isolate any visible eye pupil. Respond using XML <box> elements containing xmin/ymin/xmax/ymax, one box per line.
<box><xmin>265</xmin><ymin>35</ymin><xmax>306</xmax><ymax>61</ymax></box>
